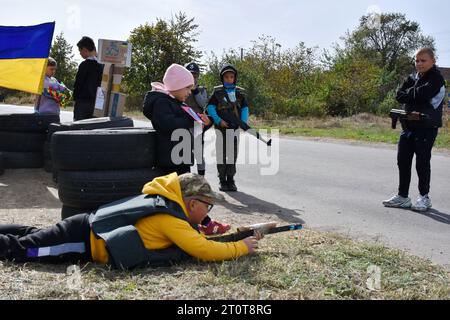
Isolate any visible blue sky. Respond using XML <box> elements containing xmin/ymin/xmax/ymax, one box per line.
<box><xmin>3</xmin><ymin>0</ymin><xmax>450</xmax><ymax>66</ymax></box>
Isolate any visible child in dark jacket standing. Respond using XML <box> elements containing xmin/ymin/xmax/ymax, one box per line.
<box><xmin>207</xmin><ymin>64</ymin><xmax>250</xmax><ymax>192</ymax></box>
<box><xmin>383</xmin><ymin>48</ymin><xmax>445</xmax><ymax>212</ymax></box>
<box><xmin>73</xmin><ymin>36</ymin><xmax>103</xmax><ymax>121</ymax></box>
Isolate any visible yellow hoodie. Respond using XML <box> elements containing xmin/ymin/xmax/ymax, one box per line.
<box><xmin>90</xmin><ymin>173</ymin><xmax>249</xmax><ymax>264</ymax></box>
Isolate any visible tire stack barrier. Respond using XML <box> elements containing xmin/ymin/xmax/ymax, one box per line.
<box><xmin>0</xmin><ymin>114</ymin><xmax>60</xmax><ymax>171</ymax></box>
<box><xmin>0</xmin><ymin>152</ymin><xmax>4</xmax><ymax>176</ymax></box>
<box><xmin>52</xmin><ymin>128</ymin><xmax>162</xmax><ymax>219</ymax></box>
<box><xmin>44</xmin><ymin>117</ymin><xmax>134</xmax><ymax>175</ymax></box>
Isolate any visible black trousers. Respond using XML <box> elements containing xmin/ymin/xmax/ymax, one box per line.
<box><xmin>194</xmin><ymin>132</ymin><xmax>206</xmax><ymax>173</ymax></box>
<box><xmin>74</xmin><ymin>99</ymin><xmax>95</xmax><ymax>121</ymax></box>
<box><xmin>215</xmin><ymin>129</ymin><xmax>239</xmax><ymax>180</ymax></box>
<box><xmin>397</xmin><ymin>128</ymin><xmax>438</xmax><ymax>198</ymax></box>
<box><xmin>0</xmin><ymin>214</ymin><xmax>92</xmax><ymax>264</ymax></box>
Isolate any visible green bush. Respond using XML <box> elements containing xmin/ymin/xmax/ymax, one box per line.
<box><xmin>377</xmin><ymin>89</ymin><xmax>402</xmax><ymax>116</ymax></box>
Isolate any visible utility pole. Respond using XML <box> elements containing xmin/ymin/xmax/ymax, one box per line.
<box><xmin>240</xmin><ymin>48</ymin><xmax>244</xmax><ymax>61</ymax></box>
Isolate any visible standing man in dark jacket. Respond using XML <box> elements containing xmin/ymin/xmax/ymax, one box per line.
<box><xmin>383</xmin><ymin>48</ymin><xmax>445</xmax><ymax>212</ymax></box>
<box><xmin>73</xmin><ymin>37</ymin><xmax>103</xmax><ymax>121</ymax></box>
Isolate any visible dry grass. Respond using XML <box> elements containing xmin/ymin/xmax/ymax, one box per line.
<box><xmin>1</xmin><ymin>157</ymin><xmax>449</xmax><ymax>300</ymax></box>
<box><xmin>0</xmin><ymin>229</ymin><xmax>448</xmax><ymax>300</ymax></box>
<box><xmin>4</xmin><ymin>94</ymin><xmax>36</xmax><ymax>107</ymax></box>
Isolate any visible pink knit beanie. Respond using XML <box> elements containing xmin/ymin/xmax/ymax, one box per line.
<box><xmin>162</xmin><ymin>64</ymin><xmax>194</xmax><ymax>91</ymax></box>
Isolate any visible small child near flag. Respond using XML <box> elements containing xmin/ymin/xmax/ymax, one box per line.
<box><xmin>35</xmin><ymin>57</ymin><xmax>71</xmax><ymax>114</ymax></box>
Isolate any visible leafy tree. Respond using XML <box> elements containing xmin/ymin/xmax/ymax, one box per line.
<box><xmin>123</xmin><ymin>12</ymin><xmax>202</xmax><ymax>108</ymax></box>
<box><xmin>50</xmin><ymin>32</ymin><xmax>78</xmax><ymax>90</ymax></box>
<box><xmin>320</xmin><ymin>13</ymin><xmax>435</xmax><ymax>116</ymax></box>
<box><xmin>322</xmin><ymin>54</ymin><xmax>383</xmax><ymax>116</ymax></box>
<box><xmin>336</xmin><ymin>13</ymin><xmax>434</xmax><ymax>75</ymax></box>
<box><xmin>203</xmin><ymin>35</ymin><xmax>320</xmax><ymax>116</ymax></box>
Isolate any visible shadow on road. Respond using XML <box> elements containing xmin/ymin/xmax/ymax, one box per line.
<box><xmin>417</xmin><ymin>209</ymin><xmax>450</xmax><ymax>225</ymax></box>
<box><xmin>220</xmin><ymin>191</ymin><xmax>305</xmax><ymax>224</ymax></box>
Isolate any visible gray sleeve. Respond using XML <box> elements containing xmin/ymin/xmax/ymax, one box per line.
<box><xmin>194</xmin><ymin>87</ymin><xmax>209</xmax><ymax>110</ymax></box>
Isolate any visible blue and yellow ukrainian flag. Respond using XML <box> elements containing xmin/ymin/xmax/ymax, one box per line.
<box><xmin>0</xmin><ymin>22</ymin><xmax>55</xmax><ymax>94</ymax></box>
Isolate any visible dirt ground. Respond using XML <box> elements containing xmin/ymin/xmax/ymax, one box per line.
<box><xmin>0</xmin><ymin>169</ymin><xmax>62</xmax><ymax>227</ymax></box>
<box><xmin>0</xmin><ymin>168</ymin><xmax>304</xmax><ymax>228</ymax></box>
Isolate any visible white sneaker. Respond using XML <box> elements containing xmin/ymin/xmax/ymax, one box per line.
<box><xmin>412</xmin><ymin>195</ymin><xmax>432</xmax><ymax>212</ymax></box>
<box><xmin>383</xmin><ymin>195</ymin><xmax>412</xmax><ymax>208</ymax></box>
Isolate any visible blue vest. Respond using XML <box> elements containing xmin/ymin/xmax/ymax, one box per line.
<box><xmin>212</xmin><ymin>85</ymin><xmax>246</xmax><ymax>129</ymax></box>
<box><xmin>89</xmin><ymin>194</ymin><xmax>197</xmax><ymax>270</ymax></box>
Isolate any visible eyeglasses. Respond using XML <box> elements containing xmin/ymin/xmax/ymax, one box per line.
<box><xmin>195</xmin><ymin>198</ymin><xmax>214</xmax><ymax>213</ymax></box>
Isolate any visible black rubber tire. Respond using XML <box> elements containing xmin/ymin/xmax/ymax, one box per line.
<box><xmin>47</xmin><ymin>117</ymin><xmax>134</xmax><ymax>138</ymax></box>
<box><xmin>58</xmin><ymin>168</ymin><xmax>164</xmax><ymax>209</ymax></box>
<box><xmin>61</xmin><ymin>205</ymin><xmax>96</xmax><ymax>220</ymax></box>
<box><xmin>0</xmin><ymin>152</ymin><xmax>4</xmax><ymax>176</ymax></box>
<box><xmin>0</xmin><ymin>131</ymin><xmax>46</xmax><ymax>152</ymax></box>
<box><xmin>52</xmin><ymin>169</ymin><xmax>58</xmax><ymax>184</ymax></box>
<box><xmin>93</xmin><ymin>127</ymin><xmax>151</xmax><ymax>131</ymax></box>
<box><xmin>43</xmin><ymin>141</ymin><xmax>53</xmax><ymax>172</ymax></box>
<box><xmin>1</xmin><ymin>152</ymin><xmax>44</xmax><ymax>169</ymax></box>
<box><xmin>52</xmin><ymin>129</ymin><xmax>157</xmax><ymax>171</ymax></box>
<box><xmin>0</xmin><ymin>113</ymin><xmax>60</xmax><ymax>133</ymax></box>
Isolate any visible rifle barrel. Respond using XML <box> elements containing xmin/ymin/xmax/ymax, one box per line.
<box><xmin>209</xmin><ymin>224</ymin><xmax>303</xmax><ymax>243</ymax></box>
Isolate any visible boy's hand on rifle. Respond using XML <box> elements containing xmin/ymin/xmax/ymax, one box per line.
<box><xmin>220</xmin><ymin>120</ymin><xmax>229</xmax><ymax>128</ymax></box>
<box><xmin>243</xmin><ymin>236</ymin><xmax>259</xmax><ymax>254</ymax></box>
<box><xmin>254</xmin><ymin>230</ymin><xmax>264</xmax><ymax>240</ymax></box>
<box><xmin>407</xmin><ymin>112</ymin><xmax>421</xmax><ymax>121</ymax></box>
<box><xmin>243</xmin><ymin>231</ymin><xmax>264</xmax><ymax>254</ymax></box>
<box><xmin>199</xmin><ymin>113</ymin><xmax>212</xmax><ymax>126</ymax></box>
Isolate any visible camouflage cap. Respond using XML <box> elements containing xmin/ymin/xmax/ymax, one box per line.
<box><xmin>179</xmin><ymin>173</ymin><xmax>225</xmax><ymax>202</ymax></box>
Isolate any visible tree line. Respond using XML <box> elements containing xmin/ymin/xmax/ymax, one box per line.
<box><xmin>0</xmin><ymin>12</ymin><xmax>437</xmax><ymax>118</ymax></box>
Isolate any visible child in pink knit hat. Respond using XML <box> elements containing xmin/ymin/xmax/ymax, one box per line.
<box><xmin>151</xmin><ymin>64</ymin><xmax>196</xmax><ymax>100</ymax></box>
<box><xmin>143</xmin><ymin>64</ymin><xmax>231</xmax><ymax>236</ymax></box>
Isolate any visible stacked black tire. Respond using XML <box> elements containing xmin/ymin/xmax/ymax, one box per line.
<box><xmin>0</xmin><ymin>113</ymin><xmax>60</xmax><ymax>173</ymax></box>
<box><xmin>0</xmin><ymin>152</ymin><xmax>4</xmax><ymax>176</ymax></box>
<box><xmin>44</xmin><ymin>117</ymin><xmax>135</xmax><ymax>174</ymax></box>
<box><xmin>52</xmin><ymin>127</ymin><xmax>162</xmax><ymax>219</ymax></box>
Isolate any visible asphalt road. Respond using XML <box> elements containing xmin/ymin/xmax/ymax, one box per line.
<box><xmin>1</xmin><ymin>104</ymin><xmax>449</xmax><ymax>267</ymax></box>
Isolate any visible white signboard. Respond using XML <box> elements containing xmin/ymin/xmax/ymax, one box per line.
<box><xmin>98</xmin><ymin>39</ymin><xmax>132</xmax><ymax>67</ymax></box>
<box><xmin>94</xmin><ymin>87</ymin><xmax>106</xmax><ymax>110</ymax></box>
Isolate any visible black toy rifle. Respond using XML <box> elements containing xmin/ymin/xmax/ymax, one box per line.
<box><xmin>220</xmin><ymin>112</ymin><xmax>272</xmax><ymax>146</ymax></box>
<box><xmin>390</xmin><ymin>109</ymin><xmax>430</xmax><ymax>129</ymax></box>
<box><xmin>209</xmin><ymin>222</ymin><xmax>303</xmax><ymax>243</ymax></box>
